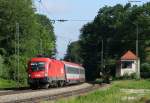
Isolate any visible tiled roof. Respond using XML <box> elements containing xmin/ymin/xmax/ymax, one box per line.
<box><xmin>121</xmin><ymin>50</ymin><xmax>138</xmax><ymax>60</ymax></box>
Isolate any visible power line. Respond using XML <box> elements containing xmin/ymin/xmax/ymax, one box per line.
<box><xmin>54</xmin><ymin>19</ymin><xmax>92</xmax><ymax>21</ymax></box>
<box><xmin>50</xmin><ymin>19</ymin><xmax>93</xmax><ymax>23</ymax></box>
<box><xmin>38</xmin><ymin>0</ymin><xmax>93</xmax><ymax>22</ymax></box>
<box><xmin>128</xmin><ymin>0</ymin><xmax>142</xmax><ymax>2</ymax></box>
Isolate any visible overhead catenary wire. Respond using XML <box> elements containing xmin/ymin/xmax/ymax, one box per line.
<box><xmin>37</xmin><ymin>0</ymin><xmax>93</xmax><ymax>22</ymax></box>
<box><xmin>51</xmin><ymin>19</ymin><xmax>93</xmax><ymax>22</ymax></box>
<box><xmin>128</xmin><ymin>0</ymin><xmax>142</xmax><ymax>2</ymax></box>
<box><xmin>37</xmin><ymin>0</ymin><xmax>149</xmax><ymax>61</ymax></box>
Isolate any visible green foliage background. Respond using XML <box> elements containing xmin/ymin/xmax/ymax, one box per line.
<box><xmin>65</xmin><ymin>3</ymin><xmax>150</xmax><ymax>80</ymax></box>
<box><xmin>0</xmin><ymin>0</ymin><xmax>56</xmax><ymax>84</ymax></box>
<box><xmin>64</xmin><ymin>41</ymin><xmax>83</xmax><ymax>64</ymax></box>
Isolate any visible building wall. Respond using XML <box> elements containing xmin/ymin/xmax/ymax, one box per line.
<box><xmin>120</xmin><ymin>60</ymin><xmax>137</xmax><ymax>76</ymax></box>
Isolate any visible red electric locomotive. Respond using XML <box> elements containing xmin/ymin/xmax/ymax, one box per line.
<box><xmin>27</xmin><ymin>57</ymin><xmax>85</xmax><ymax>89</ymax></box>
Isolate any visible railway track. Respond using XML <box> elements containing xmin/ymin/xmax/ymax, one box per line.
<box><xmin>0</xmin><ymin>84</ymin><xmax>84</xmax><ymax>96</ymax></box>
<box><xmin>0</xmin><ymin>83</ymin><xmax>90</xmax><ymax>96</ymax></box>
<box><xmin>0</xmin><ymin>83</ymin><xmax>110</xmax><ymax>103</ymax></box>
<box><xmin>0</xmin><ymin>88</ymin><xmax>33</xmax><ymax>96</ymax></box>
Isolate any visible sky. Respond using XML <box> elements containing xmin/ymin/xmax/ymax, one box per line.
<box><xmin>34</xmin><ymin>0</ymin><xmax>150</xmax><ymax>59</ymax></box>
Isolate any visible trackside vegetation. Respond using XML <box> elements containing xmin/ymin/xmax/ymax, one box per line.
<box><xmin>114</xmin><ymin>80</ymin><xmax>150</xmax><ymax>89</ymax></box>
<box><xmin>0</xmin><ymin>0</ymin><xmax>56</xmax><ymax>84</ymax></box>
<box><xmin>0</xmin><ymin>78</ymin><xmax>26</xmax><ymax>89</ymax></box>
<box><xmin>43</xmin><ymin>80</ymin><xmax>150</xmax><ymax>103</ymax></box>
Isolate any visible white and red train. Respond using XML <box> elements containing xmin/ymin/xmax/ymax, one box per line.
<box><xmin>27</xmin><ymin>57</ymin><xmax>85</xmax><ymax>89</ymax></box>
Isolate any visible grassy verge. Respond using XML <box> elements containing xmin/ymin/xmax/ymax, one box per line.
<box><xmin>113</xmin><ymin>79</ymin><xmax>150</xmax><ymax>89</ymax></box>
<box><xmin>43</xmin><ymin>79</ymin><xmax>150</xmax><ymax>103</ymax></box>
<box><xmin>0</xmin><ymin>78</ymin><xmax>27</xmax><ymax>89</ymax></box>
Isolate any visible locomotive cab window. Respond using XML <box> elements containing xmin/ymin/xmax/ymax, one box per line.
<box><xmin>30</xmin><ymin>62</ymin><xmax>46</xmax><ymax>71</ymax></box>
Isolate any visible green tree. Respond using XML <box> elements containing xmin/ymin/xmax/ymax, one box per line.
<box><xmin>64</xmin><ymin>41</ymin><xmax>83</xmax><ymax>63</ymax></box>
<box><xmin>35</xmin><ymin>14</ymin><xmax>56</xmax><ymax>56</ymax></box>
<box><xmin>0</xmin><ymin>0</ymin><xmax>56</xmax><ymax>83</ymax></box>
<box><xmin>79</xmin><ymin>3</ymin><xmax>150</xmax><ymax>80</ymax></box>
<box><xmin>0</xmin><ymin>55</ymin><xmax>4</xmax><ymax>78</ymax></box>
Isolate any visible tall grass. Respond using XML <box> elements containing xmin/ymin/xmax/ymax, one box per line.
<box><xmin>46</xmin><ymin>80</ymin><xmax>150</xmax><ymax>103</ymax></box>
<box><xmin>113</xmin><ymin>79</ymin><xmax>150</xmax><ymax>89</ymax></box>
<box><xmin>55</xmin><ymin>87</ymin><xmax>142</xmax><ymax>103</ymax></box>
<box><xmin>55</xmin><ymin>87</ymin><xmax>121</xmax><ymax>103</ymax></box>
<box><xmin>0</xmin><ymin>78</ymin><xmax>26</xmax><ymax>89</ymax></box>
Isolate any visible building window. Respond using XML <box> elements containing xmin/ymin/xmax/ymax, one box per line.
<box><xmin>122</xmin><ymin>61</ymin><xmax>133</xmax><ymax>69</ymax></box>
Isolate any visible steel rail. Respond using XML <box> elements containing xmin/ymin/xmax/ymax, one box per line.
<box><xmin>0</xmin><ymin>83</ymin><xmax>110</xmax><ymax>103</ymax></box>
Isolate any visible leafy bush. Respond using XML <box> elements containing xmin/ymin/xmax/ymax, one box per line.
<box><xmin>130</xmin><ymin>73</ymin><xmax>137</xmax><ymax>79</ymax></box>
<box><xmin>115</xmin><ymin>72</ymin><xmax>137</xmax><ymax>80</ymax></box>
<box><xmin>141</xmin><ymin>63</ymin><xmax>150</xmax><ymax>78</ymax></box>
<box><xmin>122</xmin><ymin>72</ymin><xmax>130</xmax><ymax>79</ymax></box>
<box><xmin>141</xmin><ymin>63</ymin><xmax>150</xmax><ymax>72</ymax></box>
<box><xmin>0</xmin><ymin>55</ymin><xmax>4</xmax><ymax>78</ymax></box>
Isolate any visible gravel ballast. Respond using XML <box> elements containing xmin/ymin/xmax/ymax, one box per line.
<box><xmin>0</xmin><ymin>83</ymin><xmax>92</xmax><ymax>103</ymax></box>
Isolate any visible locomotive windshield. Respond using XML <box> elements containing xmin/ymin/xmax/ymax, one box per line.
<box><xmin>30</xmin><ymin>62</ymin><xmax>46</xmax><ymax>71</ymax></box>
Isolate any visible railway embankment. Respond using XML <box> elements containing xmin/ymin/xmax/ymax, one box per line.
<box><xmin>0</xmin><ymin>83</ymin><xmax>106</xmax><ymax>103</ymax></box>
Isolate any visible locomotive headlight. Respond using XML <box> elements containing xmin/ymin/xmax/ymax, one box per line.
<box><xmin>28</xmin><ymin>74</ymin><xmax>31</xmax><ymax>77</ymax></box>
<box><xmin>45</xmin><ymin>72</ymin><xmax>48</xmax><ymax>77</ymax></box>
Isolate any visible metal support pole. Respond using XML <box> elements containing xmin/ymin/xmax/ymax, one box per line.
<box><xmin>128</xmin><ymin>0</ymin><xmax>141</xmax><ymax>79</ymax></box>
<box><xmin>16</xmin><ymin>23</ymin><xmax>20</xmax><ymax>87</ymax></box>
<box><xmin>40</xmin><ymin>39</ymin><xmax>43</xmax><ymax>54</ymax></box>
<box><xmin>136</xmin><ymin>24</ymin><xmax>140</xmax><ymax>79</ymax></box>
<box><xmin>136</xmin><ymin>24</ymin><xmax>139</xmax><ymax>58</ymax></box>
<box><xmin>101</xmin><ymin>40</ymin><xmax>104</xmax><ymax>70</ymax></box>
<box><xmin>15</xmin><ymin>25</ymin><xmax>17</xmax><ymax>81</ymax></box>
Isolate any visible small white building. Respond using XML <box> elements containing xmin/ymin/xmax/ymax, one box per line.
<box><xmin>116</xmin><ymin>50</ymin><xmax>140</xmax><ymax>77</ymax></box>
